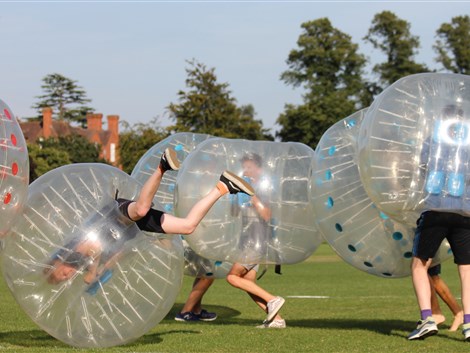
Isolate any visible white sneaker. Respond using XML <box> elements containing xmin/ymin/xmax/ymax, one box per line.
<box><xmin>266</xmin><ymin>296</ymin><xmax>285</xmax><ymax>322</ymax></box>
<box><xmin>256</xmin><ymin>319</ymin><xmax>286</xmax><ymax>329</ymax></box>
<box><xmin>463</xmin><ymin>323</ymin><xmax>470</xmax><ymax>341</ymax></box>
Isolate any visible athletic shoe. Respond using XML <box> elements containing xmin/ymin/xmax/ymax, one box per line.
<box><xmin>256</xmin><ymin>319</ymin><xmax>286</xmax><ymax>329</ymax></box>
<box><xmin>196</xmin><ymin>309</ymin><xmax>217</xmax><ymax>321</ymax></box>
<box><xmin>174</xmin><ymin>311</ymin><xmax>200</xmax><ymax>322</ymax></box>
<box><xmin>463</xmin><ymin>323</ymin><xmax>470</xmax><ymax>341</ymax></box>
<box><xmin>266</xmin><ymin>296</ymin><xmax>285</xmax><ymax>322</ymax></box>
<box><xmin>160</xmin><ymin>148</ymin><xmax>180</xmax><ymax>172</ymax></box>
<box><xmin>219</xmin><ymin>171</ymin><xmax>255</xmax><ymax>196</ymax></box>
<box><xmin>407</xmin><ymin>316</ymin><xmax>438</xmax><ymax>340</ymax></box>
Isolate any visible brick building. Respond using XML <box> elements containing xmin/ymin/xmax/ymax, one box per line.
<box><xmin>20</xmin><ymin>107</ymin><xmax>120</xmax><ymax>166</ymax></box>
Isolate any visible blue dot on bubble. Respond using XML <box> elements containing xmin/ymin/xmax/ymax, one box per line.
<box><xmin>392</xmin><ymin>232</ymin><xmax>403</xmax><ymax>240</ymax></box>
<box><xmin>164</xmin><ymin>204</ymin><xmax>173</xmax><ymax>212</ymax></box>
<box><xmin>382</xmin><ymin>272</ymin><xmax>392</xmax><ymax>277</ymax></box>
<box><xmin>214</xmin><ymin>261</ymin><xmax>222</xmax><ymax>267</ymax></box>
<box><xmin>447</xmin><ymin>248</ymin><xmax>453</xmax><ymax>255</ymax></box>
<box><xmin>205</xmin><ymin>272</ymin><xmax>214</xmax><ymax>276</ymax></box>
<box><xmin>348</xmin><ymin>245</ymin><xmax>356</xmax><ymax>252</ymax></box>
<box><xmin>379</xmin><ymin>212</ymin><xmax>389</xmax><ymax>220</ymax></box>
<box><xmin>328</xmin><ymin>146</ymin><xmax>336</xmax><ymax>156</ymax></box>
<box><xmin>168</xmin><ymin>184</ymin><xmax>175</xmax><ymax>192</ymax></box>
<box><xmin>175</xmin><ymin>144</ymin><xmax>184</xmax><ymax>151</ymax></box>
<box><xmin>404</xmin><ymin>252</ymin><xmax>412</xmax><ymax>258</ymax></box>
<box><xmin>326</xmin><ymin>197</ymin><xmax>334</xmax><ymax>209</ymax></box>
<box><xmin>335</xmin><ymin>223</ymin><xmax>343</xmax><ymax>232</ymax></box>
<box><xmin>325</xmin><ymin>170</ymin><xmax>332</xmax><ymax>180</ymax></box>
<box><xmin>346</xmin><ymin>119</ymin><xmax>356</xmax><ymax>128</ymax></box>
<box><xmin>364</xmin><ymin>261</ymin><xmax>373</xmax><ymax>268</ymax></box>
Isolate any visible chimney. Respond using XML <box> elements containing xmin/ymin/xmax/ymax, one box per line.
<box><xmin>87</xmin><ymin>113</ymin><xmax>103</xmax><ymax>131</ymax></box>
<box><xmin>42</xmin><ymin>107</ymin><xmax>52</xmax><ymax>138</ymax></box>
<box><xmin>107</xmin><ymin>115</ymin><xmax>119</xmax><ymax>138</ymax></box>
<box><xmin>107</xmin><ymin>115</ymin><xmax>119</xmax><ymax>165</ymax></box>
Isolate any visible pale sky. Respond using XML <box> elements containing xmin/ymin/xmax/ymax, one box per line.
<box><xmin>1</xmin><ymin>1</ymin><xmax>469</xmax><ymax>135</ymax></box>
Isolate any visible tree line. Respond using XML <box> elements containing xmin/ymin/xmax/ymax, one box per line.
<box><xmin>27</xmin><ymin>11</ymin><xmax>470</xmax><ymax>179</ymax></box>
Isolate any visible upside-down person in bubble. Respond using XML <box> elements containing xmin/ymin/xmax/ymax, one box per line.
<box><xmin>226</xmin><ymin>152</ymin><xmax>286</xmax><ymax>329</ymax></box>
<box><xmin>44</xmin><ymin>148</ymin><xmax>255</xmax><ymax>287</ymax></box>
<box><xmin>408</xmin><ymin>104</ymin><xmax>470</xmax><ymax>341</ymax></box>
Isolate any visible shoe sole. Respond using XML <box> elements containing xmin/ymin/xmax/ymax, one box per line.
<box><xmin>408</xmin><ymin>328</ymin><xmax>438</xmax><ymax>340</ymax></box>
<box><xmin>199</xmin><ymin>317</ymin><xmax>217</xmax><ymax>322</ymax></box>
<box><xmin>266</xmin><ymin>297</ymin><xmax>285</xmax><ymax>322</ymax></box>
<box><xmin>165</xmin><ymin>148</ymin><xmax>180</xmax><ymax>171</ymax></box>
<box><xmin>222</xmin><ymin>171</ymin><xmax>255</xmax><ymax>196</ymax></box>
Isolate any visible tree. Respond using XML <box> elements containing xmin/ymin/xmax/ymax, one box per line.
<box><xmin>167</xmin><ymin>60</ymin><xmax>273</xmax><ymax>140</ymax></box>
<box><xmin>434</xmin><ymin>15</ymin><xmax>470</xmax><ymax>74</ymax></box>
<box><xmin>119</xmin><ymin>118</ymin><xmax>170</xmax><ymax>174</ymax></box>
<box><xmin>277</xmin><ymin>18</ymin><xmax>369</xmax><ymax>148</ymax></box>
<box><xmin>32</xmin><ymin>73</ymin><xmax>94</xmax><ymax>125</ymax></box>
<box><xmin>40</xmin><ymin>135</ymin><xmax>107</xmax><ymax>164</ymax></box>
<box><xmin>28</xmin><ymin>144</ymin><xmax>71</xmax><ymax>181</ymax></box>
<box><xmin>364</xmin><ymin>11</ymin><xmax>429</xmax><ymax>88</ymax></box>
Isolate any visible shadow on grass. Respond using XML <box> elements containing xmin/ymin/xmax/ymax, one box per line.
<box><xmin>163</xmin><ymin>303</ymin><xmax>242</xmax><ymax>322</ymax></box>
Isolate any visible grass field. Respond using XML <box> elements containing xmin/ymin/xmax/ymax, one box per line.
<box><xmin>0</xmin><ymin>243</ymin><xmax>468</xmax><ymax>353</ymax></box>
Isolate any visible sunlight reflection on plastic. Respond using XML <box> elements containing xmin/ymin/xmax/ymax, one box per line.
<box><xmin>1</xmin><ymin>164</ymin><xmax>184</xmax><ymax>348</ymax></box>
<box><xmin>175</xmin><ymin>138</ymin><xmax>323</xmax><ymax>264</ymax></box>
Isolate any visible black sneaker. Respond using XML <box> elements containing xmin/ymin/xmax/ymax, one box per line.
<box><xmin>220</xmin><ymin>171</ymin><xmax>255</xmax><ymax>196</ymax></box>
<box><xmin>175</xmin><ymin>311</ymin><xmax>200</xmax><ymax>322</ymax></box>
<box><xmin>196</xmin><ymin>309</ymin><xmax>217</xmax><ymax>321</ymax></box>
<box><xmin>160</xmin><ymin>148</ymin><xmax>180</xmax><ymax>172</ymax></box>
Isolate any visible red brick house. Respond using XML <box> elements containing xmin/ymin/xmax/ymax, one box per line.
<box><xmin>20</xmin><ymin>107</ymin><xmax>120</xmax><ymax>166</ymax></box>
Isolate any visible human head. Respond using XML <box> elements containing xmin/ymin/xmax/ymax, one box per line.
<box><xmin>240</xmin><ymin>152</ymin><xmax>263</xmax><ymax>180</ymax></box>
<box><xmin>44</xmin><ymin>259</ymin><xmax>77</xmax><ymax>284</ymax></box>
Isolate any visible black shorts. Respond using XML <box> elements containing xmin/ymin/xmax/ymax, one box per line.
<box><xmin>117</xmin><ymin>198</ymin><xmax>166</xmax><ymax>234</ymax></box>
<box><xmin>413</xmin><ymin>211</ymin><xmax>470</xmax><ymax>265</ymax></box>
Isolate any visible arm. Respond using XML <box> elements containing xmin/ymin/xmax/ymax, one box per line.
<box><xmin>251</xmin><ymin>195</ymin><xmax>271</xmax><ymax>222</ymax></box>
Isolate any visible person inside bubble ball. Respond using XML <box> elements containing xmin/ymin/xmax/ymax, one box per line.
<box><xmin>44</xmin><ymin>148</ymin><xmax>255</xmax><ymax>286</ymax></box>
<box><xmin>225</xmin><ymin>152</ymin><xmax>286</xmax><ymax>329</ymax></box>
<box><xmin>408</xmin><ymin>104</ymin><xmax>470</xmax><ymax>341</ymax></box>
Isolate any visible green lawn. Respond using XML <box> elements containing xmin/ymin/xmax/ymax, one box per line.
<box><xmin>0</xmin><ymin>243</ymin><xmax>468</xmax><ymax>352</ymax></box>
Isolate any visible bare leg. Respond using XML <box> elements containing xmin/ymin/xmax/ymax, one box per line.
<box><xmin>458</xmin><ymin>264</ymin><xmax>470</xmax><ymax>327</ymax></box>
<box><xmin>241</xmin><ymin>268</ymin><xmax>283</xmax><ymax>321</ymax></box>
<box><xmin>180</xmin><ymin>277</ymin><xmax>215</xmax><ymax>314</ymax></box>
<box><xmin>411</xmin><ymin>257</ymin><xmax>433</xmax><ymax>314</ymax></box>
<box><xmin>429</xmin><ymin>275</ymin><xmax>446</xmax><ymax>325</ymax></box>
<box><xmin>430</xmin><ymin>274</ymin><xmax>463</xmax><ymax>331</ymax></box>
<box><xmin>160</xmin><ymin>187</ymin><xmax>223</xmax><ymax>235</ymax></box>
<box><xmin>226</xmin><ymin>263</ymin><xmax>280</xmax><ymax>317</ymax></box>
<box><xmin>127</xmin><ymin>165</ymin><xmax>164</xmax><ymax>220</ymax></box>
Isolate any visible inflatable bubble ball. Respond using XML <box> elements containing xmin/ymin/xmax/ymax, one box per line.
<box><xmin>358</xmin><ymin>73</ymin><xmax>470</xmax><ymax>225</ymax></box>
<box><xmin>0</xmin><ymin>98</ymin><xmax>29</xmax><ymax>239</ymax></box>
<box><xmin>2</xmin><ymin>163</ymin><xmax>184</xmax><ymax>348</ymax></box>
<box><xmin>182</xmin><ymin>239</ymin><xmax>232</xmax><ymax>278</ymax></box>
<box><xmin>312</xmin><ymin>109</ymin><xmax>451</xmax><ymax>278</ymax></box>
<box><xmin>175</xmin><ymin>138</ymin><xmax>323</xmax><ymax>265</ymax></box>
<box><xmin>131</xmin><ymin>132</ymin><xmax>213</xmax><ymax>214</ymax></box>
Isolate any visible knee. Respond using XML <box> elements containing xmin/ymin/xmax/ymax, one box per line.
<box><xmin>226</xmin><ymin>274</ymin><xmax>240</xmax><ymax>288</ymax></box>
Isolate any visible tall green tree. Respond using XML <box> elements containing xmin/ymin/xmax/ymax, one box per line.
<box><xmin>434</xmin><ymin>15</ymin><xmax>470</xmax><ymax>74</ymax></box>
<box><xmin>167</xmin><ymin>60</ymin><xmax>273</xmax><ymax>140</ymax></box>
<box><xmin>40</xmin><ymin>135</ymin><xmax>106</xmax><ymax>164</ymax></box>
<box><xmin>28</xmin><ymin>144</ymin><xmax>71</xmax><ymax>181</ymax></box>
<box><xmin>119</xmin><ymin>119</ymin><xmax>170</xmax><ymax>174</ymax></box>
<box><xmin>32</xmin><ymin>73</ymin><xmax>94</xmax><ymax>125</ymax></box>
<box><xmin>364</xmin><ymin>11</ymin><xmax>429</xmax><ymax>88</ymax></box>
<box><xmin>277</xmin><ymin>18</ymin><xmax>369</xmax><ymax>148</ymax></box>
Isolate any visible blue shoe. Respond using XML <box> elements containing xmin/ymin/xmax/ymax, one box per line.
<box><xmin>196</xmin><ymin>309</ymin><xmax>217</xmax><ymax>321</ymax></box>
<box><xmin>175</xmin><ymin>311</ymin><xmax>200</xmax><ymax>322</ymax></box>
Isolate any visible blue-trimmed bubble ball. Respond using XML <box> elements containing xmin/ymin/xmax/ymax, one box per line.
<box><xmin>131</xmin><ymin>132</ymin><xmax>213</xmax><ymax>214</ymax></box>
<box><xmin>312</xmin><ymin>109</ymin><xmax>451</xmax><ymax>278</ymax></box>
<box><xmin>175</xmin><ymin>138</ymin><xmax>323</xmax><ymax>265</ymax></box>
<box><xmin>358</xmin><ymin>73</ymin><xmax>470</xmax><ymax>226</ymax></box>
<box><xmin>2</xmin><ymin>164</ymin><xmax>184</xmax><ymax>348</ymax></box>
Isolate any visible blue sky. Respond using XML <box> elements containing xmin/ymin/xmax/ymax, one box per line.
<box><xmin>1</xmin><ymin>1</ymin><xmax>469</xmax><ymax>134</ymax></box>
